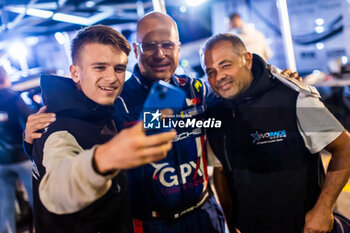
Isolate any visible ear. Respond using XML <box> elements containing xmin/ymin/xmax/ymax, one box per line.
<box><xmin>133</xmin><ymin>42</ymin><xmax>139</xmax><ymax>59</ymax></box>
<box><xmin>244</xmin><ymin>52</ymin><xmax>253</xmax><ymax>70</ymax></box>
<box><xmin>70</xmin><ymin>64</ymin><xmax>80</xmax><ymax>84</ymax></box>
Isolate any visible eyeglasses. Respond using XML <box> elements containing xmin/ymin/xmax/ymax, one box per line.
<box><xmin>135</xmin><ymin>41</ymin><xmax>181</xmax><ymax>54</ymax></box>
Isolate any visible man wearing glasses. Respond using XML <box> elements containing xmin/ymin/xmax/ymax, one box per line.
<box><xmin>114</xmin><ymin>12</ymin><xmax>225</xmax><ymax>233</ymax></box>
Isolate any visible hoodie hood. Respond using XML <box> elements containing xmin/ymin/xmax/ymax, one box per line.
<box><xmin>229</xmin><ymin>54</ymin><xmax>277</xmax><ymax>104</ymax></box>
<box><xmin>40</xmin><ymin>75</ymin><xmax>114</xmax><ymax>123</ymax></box>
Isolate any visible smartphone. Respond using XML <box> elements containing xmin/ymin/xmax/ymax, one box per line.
<box><xmin>141</xmin><ymin>80</ymin><xmax>186</xmax><ymax>134</ymax></box>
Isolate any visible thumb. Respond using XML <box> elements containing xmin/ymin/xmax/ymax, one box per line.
<box><xmin>37</xmin><ymin>105</ymin><xmax>47</xmax><ymax>114</ymax></box>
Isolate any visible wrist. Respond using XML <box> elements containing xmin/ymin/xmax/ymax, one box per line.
<box><xmin>314</xmin><ymin>194</ymin><xmax>335</xmax><ymax>212</ymax></box>
<box><xmin>23</xmin><ymin>132</ymin><xmax>33</xmax><ymax>144</ymax></box>
<box><xmin>93</xmin><ymin>145</ymin><xmax>112</xmax><ymax>175</ymax></box>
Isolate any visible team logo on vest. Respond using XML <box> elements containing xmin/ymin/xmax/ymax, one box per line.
<box><xmin>193</xmin><ymin>80</ymin><xmax>203</xmax><ymax>93</ymax></box>
<box><xmin>251</xmin><ymin>130</ymin><xmax>287</xmax><ymax>145</ymax></box>
<box><xmin>151</xmin><ymin>161</ymin><xmax>203</xmax><ymax>188</ymax></box>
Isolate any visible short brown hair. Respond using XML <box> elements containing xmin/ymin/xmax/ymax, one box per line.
<box><xmin>0</xmin><ymin>66</ymin><xmax>7</xmax><ymax>85</ymax></box>
<box><xmin>229</xmin><ymin>12</ymin><xmax>241</xmax><ymax>21</ymax></box>
<box><xmin>71</xmin><ymin>25</ymin><xmax>131</xmax><ymax>64</ymax></box>
<box><xmin>199</xmin><ymin>33</ymin><xmax>247</xmax><ymax>67</ymax></box>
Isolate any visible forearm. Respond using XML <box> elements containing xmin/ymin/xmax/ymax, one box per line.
<box><xmin>316</xmin><ymin>156</ymin><xmax>350</xmax><ymax>210</ymax></box>
<box><xmin>315</xmin><ymin>131</ymin><xmax>350</xmax><ymax>210</ymax></box>
<box><xmin>39</xmin><ymin>131</ymin><xmax>118</xmax><ymax>214</ymax></box>
<box><xmin>213</xmin><ymin>166</ymin><xmax>235</xmax><ymax>233</ymax></box>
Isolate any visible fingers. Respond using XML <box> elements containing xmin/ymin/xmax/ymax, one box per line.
<box><xmin>28</xmin><ymin>120</ymin><xmax>52</xmax><ymax>132</ymax></box>
<box><xmin>139</xmin><ymin>141</ymin><xmax>173</xmax><ymax>162</ymax></box>
<box><xmin>28</xmin><ymin>112</ymin><xmax>56</xmax><ymax>122</ymax></box>
<box><xmin>141</xmin><ymin>130</ymin><xmax>176</xmax><ymax>147</ymax></box>
<box><xmin>29</xmin><ymin>132</ymin><xmax>43</xmax><ymax>140</ymax></box>
<box><xmin>160</xmin><ymin>108</ymin><xmax>174</xmax><ymax>120</ymax></box>
<box><xmin>281</xmin><ymin>69</ymin><xmax>303</xmax><ymax>81</ymax></box>
<box><xmin>291</xmin><ymin>72</ymin><xmax>299</xmax><ymax>78</ymax></box>
<box><xmin>27</xmin><ymin>115</ymin><xmax>55</xmax><ymax>131</ymax></box>
<box><xmin>281</xmin><ymin>69</ymin><xmax>291</xmax><ymax>76</ymax></box>
<box><xmin>24</xmin><ymin>108</ymin><xmax>56</xmax><ymax>143</ymax></box>
<box><xmin>291</xmin><ymin>72</ymin><xmax>303</xmax><ymax>81</ymax></box>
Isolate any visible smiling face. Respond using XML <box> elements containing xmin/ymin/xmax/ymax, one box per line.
<box><xmin>134</xmin><ymin>13</ymin><xmax>180</xmax><ymax>82</ymax></box>
<box><xmin>204</xmin><ymin>40</ymin><xmax>253</xmax><ymax>99</ymax></box>
<box><xmin>70</xmin><ymin>43</ymin><xmax>128</xmax><ymax>105</ymax></box>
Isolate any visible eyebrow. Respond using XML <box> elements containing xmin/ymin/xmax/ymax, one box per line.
<box><xmin>205</xmin><ymin>60</ymin><xmax>232</xmax><ymax>73</ymax></box>
<box><xmin>91</xmin><ymin>62</ymin><xmax>109</xmax><ymax>66</ymax></box>
<box><xmin>115</xmin><ymin>64</ymin><xmax>127</xmax><ymax>69</ymax></box>
<box><xmin>218</xmin><ymin>60</ymin><xmax>232</xmax><ymax>66</ymax></box>
<box><xmin>91</xmin><ymin>63</ymin><xmax>127</xmax><ymax>68</ymax></box>
<box><xmin>205</xmin><ymin>68</ymin><xmax>212</xmax><ymax>73</ymax></box>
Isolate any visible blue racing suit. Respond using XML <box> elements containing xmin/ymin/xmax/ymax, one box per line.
<box><xmin>114</xmin><ymin>65</ymin><xmax>225</xmax><ymax>233</ymax></box>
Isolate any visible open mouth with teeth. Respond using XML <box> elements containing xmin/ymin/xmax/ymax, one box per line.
<box><xmin>98</xmin><ymin>86</ymin><xmax>117</xmax><ymax>93</ymax></box>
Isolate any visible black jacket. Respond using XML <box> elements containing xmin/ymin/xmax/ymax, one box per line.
<box><xmin>0</xmin><ymin>88</ymin><xmax>34</xmax><ymax>164</ymax></box>
<box><xmin>32</xmin><ymin>75</ymin><xmax>132</xmax><ymax>233</ymax></box>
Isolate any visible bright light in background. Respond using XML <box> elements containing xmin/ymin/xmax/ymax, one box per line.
<box><xmin>186</xmin><ymin>0</ymin><xmax>207</xmax><ymax>7</ymax></box>
<box><xmin>316</xmin><ymin>42</ymin><xmax>324</xmax><ymax>50</ymax></box>
<box><xmin>56</xmin><ymin>69</ymin><xmax>65</xmax><ymax>76</ymax></box>
<box><xmin>315</xmin><ymin>18</ymin><xmax>324</xmax><ymax>25</ymax></box>
<box><xmin>53</xmin><ymin>13</ymin><xmax>88</xmax><ymax>25</ymax></box>
<box><xmin>312</xmin><ymin>70</ymin><xmax>321</xmax><ymax>75</ymax></box>
<box><xmin>5</xmin><ymin>6</ymin><xmax>53</xmax><ymax>19</ymax></box>
<box><xmin>9</xmin><ymin>42</ymin><xmax>28</xmax><ymax>60</ymax></box>
<box><xmin>85</xmin><ymin>1</ymin><xmax>96</xmax><ymax>8</ymax></box>
<box><xmin>26</xmin><ymin>8</ymin><xmax>53</xmax><ymax>18</ymax></box>
<box><xmin>20</xmin><ymin>93</ymin><xmax>34</xmax><ymax>105</ymax></box>
<box><xmin>315</xmin><ymin>26</ymin><xmax>324</xmax><ymax>34</ymax></box>
<box><xmin>125</xmin><ymin>70</ymin><xmax>132</xmax><ymax>81</ymax></box>
<box><xmin>181</xmin><ymin>59</ymin><xmax>189</xmax><ymax>67</ymax></box>
<box><xmin>8</xmin><ymin>42</ymin><xmax>29</xmax><ymax>76</ymax></box>
<box><xmin>180</xmin><ymin>6</ymin><xmax>187</xmax><ymax>13</ymax></box>
<box><xmin>342</xmin><ymin>56</ymin><xmax>348</xmax><ymax>64</ymax></box>
<box><xmin>224</xmin><ymin>17</ymin><xmax>230</xmax><ymax>25</ymax></box>
<box><xmin>55</xmin><ymin>32</ymin><xmax>66</xmax><ymax>45</ymax></box>
<box><xmin>25</xmin><ymin>36</ymin><xmax>39</xmax><ymax>46</ymax></box>
<box><xmin>189</xmin><ymin>72</ymin><xmax>197</xmax><ymax>78</ymax></box>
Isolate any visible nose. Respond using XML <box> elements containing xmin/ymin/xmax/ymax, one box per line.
<box><xmin>104</xmin><ymin>67</ymin><xmax>118</xmax><ymax>82</ymax></box>
<box><xmin>153</xmin><ymin>46</ymin><xmax>165</xmax><ymax>58</ymax></box>
<box><xmin>216</xmin><ymin>70</ymin><xmax>227</xmax><ymax>82</ymax></box>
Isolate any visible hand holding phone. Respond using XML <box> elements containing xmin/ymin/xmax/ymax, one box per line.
<box><xmin>141</xmin><ymin>80</ymin><xmax>186</xmax><ymax>134</ymax></box>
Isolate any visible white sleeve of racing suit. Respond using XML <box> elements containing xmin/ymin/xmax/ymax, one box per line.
<box><xmin>39</xmin><ymin>130</ymin><xmax>119</xmax><ymax>214</ymax></box>
<box><xmin>296</xmin><ymin>92</ymin><xmax>345</xmax><ymax>154</ymax></box>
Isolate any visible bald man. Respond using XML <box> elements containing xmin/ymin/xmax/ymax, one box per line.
<box><xmin>114</xmin><ymin>12</ymin><xmax>226</xmax><ymax>233</ymax></box>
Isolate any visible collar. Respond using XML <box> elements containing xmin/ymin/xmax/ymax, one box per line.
<box><xmin>228</xmin><ymin>54</ymin><xmax>276</xmax><ymax>105</ymax></box>
<box><xmin>41</xmin><ymin>75</ymin><xmax>114</xmax><ymax>122</ymax></box>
